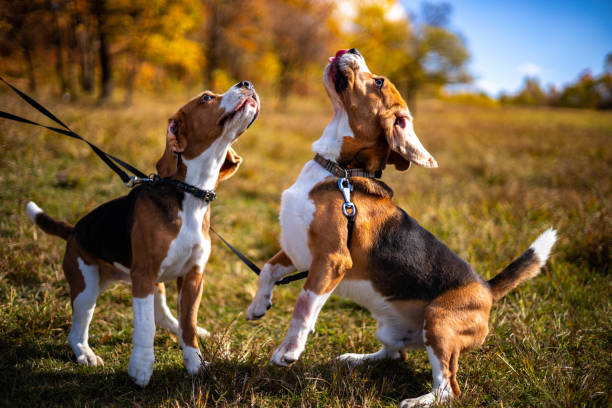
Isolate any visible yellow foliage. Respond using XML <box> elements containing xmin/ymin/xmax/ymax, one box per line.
<box><xmin>211</xmin><ymin>69</ymin><xmax>236</xmax><ymax>93</ymax></box>
<box><xmin>134</xmin><ymin>62</ymin><xmax>157</xmax><ymax>91</ymax></box>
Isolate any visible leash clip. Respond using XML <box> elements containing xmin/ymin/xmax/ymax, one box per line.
<box><xmin>338</xmin><ymin>177</ymin><xmax>356</xmax><ymax>217</ymax></box>
<box><xmin>126</xmin><ymin>175</ymin><xmax>156</xmax><ymax>188</ymax></box>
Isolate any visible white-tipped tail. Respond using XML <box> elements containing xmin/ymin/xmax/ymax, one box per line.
<box><xmin>529</xmin><ymin>228</ymin><xmax>557</xmax><ymax>266</ymax></box>
<box><xmin>26</xmin><ymin>201</ymin><xmax>43</xmax><ymax>222</ymax></box>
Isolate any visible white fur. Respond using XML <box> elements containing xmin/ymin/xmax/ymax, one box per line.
<box><xmin>68</xmin><ymin>258</ymin><xmax>103</xmax><ymax>366</ymax></box>
<box><xmin>335</xmin><ymin>279</ymin><xmax>423</xmax><ymax>365</ymax></box>
<box><xmin>279</xmin><ymin>161</ymin><xmax>331</xmax><ymax>272</ymax></box>
<box><xmin>271</xmin><ymin>289</ymin><xmax>331</xmax><ymax>366</ymax></box>
<box><xmin>246</xmin><ymin>262</ymin><xmax>295</xmax><ymax>320</ymax></box>
<box><xmin>128</xmin><ymin>294</ymin><xmax>155</xmax><ymax>387</ymax></box>
<box><xmin>530</xmin><ymin>228</ymin><xmax>557</xmax><ymax>266</ymax></box>
<box><xmin>26</xmin><ymin>201</ymin><xmax>42</xmax><ymax>222</ymax></box>
<box><xmin>399</xmin><ymin>336</ymin><xmax>452</xmax><ymax>408</ymax></box>
<box><xmin>183</xmin><ymin>345</ymin><xmax>204</xmax><ymax>375</ymax></box>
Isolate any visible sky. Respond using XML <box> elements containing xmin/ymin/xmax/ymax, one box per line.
<box><xmin>398</xmin><ymin>0</ymin><xmax>612</xmax><ymax>96</ymax></box>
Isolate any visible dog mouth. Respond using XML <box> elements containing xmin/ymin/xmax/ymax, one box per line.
<box><xmin>219</xmin><ymin>93</ymin><xmax>260</xmax><ymax>128</ymax></box>
<box><xmin>327</xmin><ymin>49</ymin><xmax>349</xmax><ymax>93</ymax></box>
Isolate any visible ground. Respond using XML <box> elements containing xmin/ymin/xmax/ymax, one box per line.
<box><xmin>0</xmin><ymin>90</ymin><xmax>610</xmax><ymax>407</ymax></box>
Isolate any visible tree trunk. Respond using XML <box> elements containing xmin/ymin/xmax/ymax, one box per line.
<box><xmin>52</xmin><ymin>8</ymin><xmax>69</xmax><ymax>95</ymax></box>
<box><xmin>123</xmin><ymin>61</ymin><xmax>139</xmax><ymax>106</ymax></box>
<box><xmin>21</xmin><ymin>41</ymin><xmax>36</xmax><ymax>92</ymax></box>
<box><xmin>92</xmin><ymin>0</ymin><xmax>112</xmax><ymax>101</ymax></box>
<box><xmin>204</xmin><ymin>1</ymin><xmax>220</xmax><ymax>88</ymax></box>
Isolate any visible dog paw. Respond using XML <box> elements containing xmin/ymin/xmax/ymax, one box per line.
<box><xmin>183</xmin><ymin>346</ymin><xmax>207</xmax><ymax>375</ymax></box>
<box><xmin>73</xmin><ymin>344</ymin><xmax>104</xmax><ymax>366</ymax></box>
<box><xmin>76</xmin><ymin>351</ymin><xmax>104</xmax><ymax>366</ymax></box>
<box><xmin>128</xmin><ymin>347</ymin><xmax>155</xmax><ymax>387</ymax></box>
<box><xmin>399</xmin><ymin>391</ymin><xmax>450</xmax><ymax>408</ymax></box>
<box><xmin>246</xmin><ymin>299</ymin><xmax>272</xmax><ymax>321</ymax></box>
<box><xmin>270</xmin><ymin>343</ymin><xmax>301</xmax><ymax>367</ymax></box>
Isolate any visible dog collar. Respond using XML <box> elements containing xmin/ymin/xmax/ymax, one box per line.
<box><xmin>313</xmin><ymin>154</ymin><xmax>382</xmax><ymax>179</ymax></box>
<box><xmin>127</xmin><ymin>174</ymin><xmax>216</xmax><ymax>202</ymax></box>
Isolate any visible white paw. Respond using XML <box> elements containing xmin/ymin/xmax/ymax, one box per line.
<box><xmin>399</xmin><ymin>391</ymin><xmax>451</xmax><ymax>408</ymax></box>
<box><xmin>128</xmin><ymin>346</ymin><xmax>155</xmax><ymax>387</ymax></box>
<box><xmin>196</xmin><ymin>327</ymin><xmax>210</xmax><ymax>338</ymax></box>
<box><xmin>337</xmin><ymin>353</ymin><xmax>367</xmax><ymax>367</ymax></box>
<box><xmin>73</xmin><ymin>343</ymin><xmax>104</xmax><ymax>366</ymax></box>
<box><xmin>183</xmin><ymin>346</ymin><xmax>207</xmax><ymax>375</ymax></box>
<box><xmin>246</xmin><ymin>297</ymin><xmax>272</xmax><ymax>321</ymax></box>
<box><xmin>270</xmin><ymin>342</ymin><xmax>302</xmax><ymax>366</ymax></box>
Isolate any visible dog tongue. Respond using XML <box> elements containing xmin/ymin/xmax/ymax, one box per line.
<box><xmin>335</xmin><ymin>49</ymin><xmax>348</xmax><ymax>58</ymax></box>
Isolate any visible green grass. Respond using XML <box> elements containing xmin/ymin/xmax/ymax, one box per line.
<box><xmin>0</xmin><ymin>89</ymin><xmax>610</xmax><ymax>407</ymax></box>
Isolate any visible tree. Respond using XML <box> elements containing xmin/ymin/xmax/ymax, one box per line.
<box><xmin>347</xmin><ymin>1</ymin><xmax>471</xmax><ymax>109</ymax></box>
<box><xmin>267</xmin><ymin>0</ymin><xmax>334</xmax><ymax>102</ymax></box>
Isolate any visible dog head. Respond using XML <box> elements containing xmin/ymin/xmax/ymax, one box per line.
<box><xmin>156</xmin><ymin>81</ymin><xmax>259</xmax><ymax>182</ymax></box>
<box><xmin>323</xmin><ymin>48</ymin><xmax>437</xmax><ymax>171</ymax></box>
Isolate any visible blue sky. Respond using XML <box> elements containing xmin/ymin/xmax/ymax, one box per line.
<box><xmin>401</xmin><ymin>0</ymin><xmax>612</xmax><ymax>95</ymax></box>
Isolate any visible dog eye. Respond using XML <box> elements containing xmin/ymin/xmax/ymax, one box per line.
<box><xmin>374</xmin><ymin>78</ymin><xmax>384</xmax><ymax>89</ymax></box>
<box><xmin>201</xmin><ymin>94</ymin><xmax>215</xmax><ymax>103</ymax></box>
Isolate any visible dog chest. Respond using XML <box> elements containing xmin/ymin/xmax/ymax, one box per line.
<box><xmin>279</xmin><ymin>161</ymin><xmax>331</xmax><ymax>271</ymax></box>
<box><xmin>157</xmin><ymin>206</ymin><xmax>211</xmax><ymax>281</ymax></box>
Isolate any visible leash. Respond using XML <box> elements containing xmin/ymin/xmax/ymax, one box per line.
<box><xmin>0</xmin><ymin>75</ymin><xmax>280</xmax><ymax>282</ymax></box>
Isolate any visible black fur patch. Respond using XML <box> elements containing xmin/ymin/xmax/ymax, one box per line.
<box><xmin>311</xmin><ymin>178</ymin><xmax>394</xmax><ymax>199</ymax></box>
<box><xmin>368</xmin><ymin>209</ymin><xmax>483</xmax><ymax>301</ymax></box>
<box><xmin>335</xmin><ymin>69</ymin><xmax>349</xmax><ymax>93</ymax></box>
<box><xmin>73</xmin><ymin>184</ymin><xmax>184</xmax><ymax>267</ymax></box>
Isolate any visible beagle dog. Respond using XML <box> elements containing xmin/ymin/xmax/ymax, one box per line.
<box><xmin>246</xmin><ymin>49</ymin><xmax>557</xmax><ymax>407</ymax></box>
<box><xmin>26</xmin><ymin>81</ymin><xmax>259</xmax><ymax>387</ymax></box>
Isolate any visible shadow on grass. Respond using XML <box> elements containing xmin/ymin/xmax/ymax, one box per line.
<box><xmin>0</xmin><ymin>336</ymin><xmax>431</xmax><ymax>406</ymax></box>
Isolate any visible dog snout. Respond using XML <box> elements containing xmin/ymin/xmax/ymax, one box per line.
<box><xmin>236</xmin><ymin>80</ymin><xmax>253</xmax><ymax>90</ymax></box>
<box><xmin>348</xmin><ymin>48</ymin><xmax>361</xmax><ymax>57</ymax></box>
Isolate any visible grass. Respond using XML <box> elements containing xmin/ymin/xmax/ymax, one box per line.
<box><xmin>0</xmin><ymin>87</ymin><xmax>610</xmax><ymax>407</ymax></box>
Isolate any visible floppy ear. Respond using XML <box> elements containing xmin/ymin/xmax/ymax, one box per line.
<box><xmin>156</xmin><ymin>117</ymin><xmax>187</xmax><ymax>178</ymax></box>
<box><xmin>383</xmin><ymin>115</ymin><xmax>437</xmax><ymax>169</ymax></box>
<box><xmin>218</xmin><ymin>147</ymin><xmax>243</xmax><ymax>182</ymax></box>
<box><xmin>386</xmin><ymin>151</ymin><xmax>411</xmax><ymax>171</ymax></box>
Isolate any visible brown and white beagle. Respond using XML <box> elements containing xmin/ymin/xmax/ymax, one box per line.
<box><xmin>246</xmin><ymin>49</ymin><xmax>557</xmax><ymax>407</ymax></box>
<box><xmin>26</xmin><ymin>81</ymin><xmax>259</xmax><ymax>387</ymax></box>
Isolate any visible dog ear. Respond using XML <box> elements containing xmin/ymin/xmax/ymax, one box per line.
<box><xmin>386</xmin><ymin>151</ymin><xmax>411</xmax><ymax>171</ymax></box>
<box><xmin>383</xmin><ymin>115</ymin><xmax>437</xmax><ymax>169</ymax></box>
<box><xmin>156</xmin><ymin>116</ymin><xmax>187</xmax><ymax>178</ymax></box>
<box><xmin>218</xmin><ymin>147</ymin><xmax>243</xmax><ymax>182</ymax></box>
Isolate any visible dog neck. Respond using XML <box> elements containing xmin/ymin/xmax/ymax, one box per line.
<box><xmin>311</xmin><ymin>93</ymin><xmax>354</xmax><ymax>162</ymax></box>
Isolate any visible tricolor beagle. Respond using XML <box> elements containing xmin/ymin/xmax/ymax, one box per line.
<box><xmin>246</xmin><ymin>49</ymin><xmax>557</xmax><ymax>407</ymax></box>
<box><xmin>26</xmin><ymin>81</ymin><xmax>259</xmax><ymax>387</ymax></box>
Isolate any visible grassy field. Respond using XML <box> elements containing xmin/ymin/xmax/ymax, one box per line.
<box><xmin>0</xmin><ymin>88</ymin><xmax>610</xmax><ymax>407</ymax></box>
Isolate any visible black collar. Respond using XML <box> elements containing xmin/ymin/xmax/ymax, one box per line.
<box><xmin>128</xmin><ymin>175</ymin><xmax>216</xmax><ymax>202</ymax></box>
<box><xmin>158</xmin><ymin>177</ymin><xmax>216</xmax><ymax>202</ymax></box>
<box><xmin>313</xmin><ymin>153</ymin><xmax>382</xmax><ymax>179</ymax></box>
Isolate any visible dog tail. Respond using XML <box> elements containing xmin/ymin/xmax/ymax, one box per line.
<box><xmin>487</xmin><ymin>228</ymin><xmax>557</xmax><ymax>302</ymax></box>
<box><xmin>26</xmin><ymin>201</ymin><xmax>73</xmax><ymax>240</ymax></box>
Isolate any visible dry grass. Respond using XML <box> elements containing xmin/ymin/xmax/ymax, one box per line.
<box><xmin>0</xmin><ymin>88</ymin><xmax>610</xmax><ymax>407</ymax></box>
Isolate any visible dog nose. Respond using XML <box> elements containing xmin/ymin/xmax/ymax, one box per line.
<box><xmin>237</xmin><ymin>81</ymin><xmax>253</xmax><ymax>90</ymax></box>
<box><xmin>348</xmin><ymin>48</ymin><xmax>361</xmax><ymax>57</ymax></box>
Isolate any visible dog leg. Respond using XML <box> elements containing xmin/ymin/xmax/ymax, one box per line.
<box><xmin>177</xmin><ymin>267</ymin><xmax>206</xmax><ymax>375</ymax></box>
<box><xmin>271</xmin><ymin>251</ymin><xmax>349</xmax><ymax>366</ymax></box>
<box><xmin>400</xmin><ymin>284</ymin><xmax>491</xmax><ymax>407</ymax></box>
<box><xmin>246</xmin><ymin>250</ymin><xmax>296</xmax><ymax>320</ymax></box>
<box><xmin>128</xmin><ymin>273</ymin><xmax>156</xmax><ymax>387</ymax></box>
<box><xmin>64</xmin><ymin>252</ymin><xmax>103</xmax><ymax>366</ymax></box>
<box><xmin>154</xmin><ymin>283</ymin><xmax>209</xmax><ymax>338</ymax></box>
